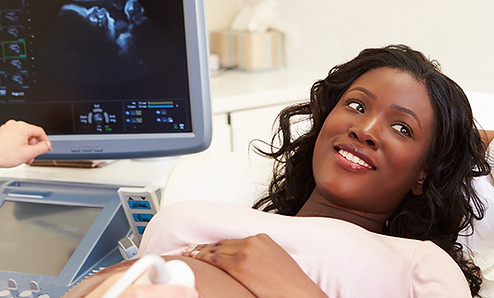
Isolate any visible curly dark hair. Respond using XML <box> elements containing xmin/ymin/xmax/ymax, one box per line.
<box><xmin>252</xmin><ymin>45</ymin><xmax>491</xmax><ymax>296</ymax></box>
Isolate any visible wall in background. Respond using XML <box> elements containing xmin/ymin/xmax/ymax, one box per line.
<box><xmin>204</xmin><ymin>0</ymin><xmax>494</xmax><ymax>93</ymax></box>
<box><xmin>203</xmin><ymin>0</ymin><xmax>241</xmax><ymax>32</ymax></box>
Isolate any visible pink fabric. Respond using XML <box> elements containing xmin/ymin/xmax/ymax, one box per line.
<box><xmin>139</xmin><ymin>201</ymin><xmax>471</xmax><ymax>298</ymax></box>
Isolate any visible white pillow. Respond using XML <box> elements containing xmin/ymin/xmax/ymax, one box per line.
<box><xmin>160</xmin><ymin>151</ymin><xmax>272</xmax><ymax>208</ymax></box>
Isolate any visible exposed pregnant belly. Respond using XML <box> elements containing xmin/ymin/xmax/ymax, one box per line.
<box><xmin>64</xmin><ymin>256</ymin><xmax>255</xmax><ymax>297</ymax></box>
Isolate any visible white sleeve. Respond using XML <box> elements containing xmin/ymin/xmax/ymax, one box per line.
<box><xmin>410</xmin><ymin>241</ymin><xmax>471</xmax><ymax>298</ymax></box>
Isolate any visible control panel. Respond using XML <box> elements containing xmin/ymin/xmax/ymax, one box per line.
<box><xmin>118</xmin><ymin>187</ymin><xmax>161</xmax><ymax>245</ymax></box>
<box><xmin>0</xmin><ymin>179</ymin><xmax>130</xmax><ymax>297</ymax></box>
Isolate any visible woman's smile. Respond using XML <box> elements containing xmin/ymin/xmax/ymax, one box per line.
<box><xmin>334</xmin><ymin>146</ymin><xmax>375</xmax><ymax>171</ymax></box>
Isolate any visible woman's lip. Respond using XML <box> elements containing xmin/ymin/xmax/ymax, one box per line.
<box><xmin>334</xmin><ymin>145</ymin><xmax>377</xmax><ymax>170</ymax></box>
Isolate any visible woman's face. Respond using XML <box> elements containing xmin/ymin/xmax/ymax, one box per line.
<box><xmin>312</xmin><ymin>67</ymin><xmax>434</xmax><ymax>214</ymax></box>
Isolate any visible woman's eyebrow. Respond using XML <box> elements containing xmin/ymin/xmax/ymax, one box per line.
<box><xmin>346</xmin><ymin>87</ymin><xmax>422</xmax><ymax>129</ymax></box>
<box><xmin>390</xmin><ymin>104</ymin><xmax>421</xmax><ymax>129</ymax></box>
<box><xmin>346</xmin><ymin>87</ymin><xmax>377</xmax><ymax>100</ymax></box>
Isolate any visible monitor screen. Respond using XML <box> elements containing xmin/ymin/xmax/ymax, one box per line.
<box><xmin>0</xmin><ymin>0</ymin><xmax>211</xmax><ymax>159</ymax></box>
<box><xmin>0</xmin><ymin>200</ymin><xmax>102</xmax><ymax>276</ymax></box>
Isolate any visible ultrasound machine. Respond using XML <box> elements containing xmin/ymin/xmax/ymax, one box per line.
<box><xmin>0</xmin><ymin>0</ymin><xmax>211</xmax><ymax>296</ymax></box>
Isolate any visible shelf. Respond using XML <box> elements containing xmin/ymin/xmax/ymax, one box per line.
<box><xmin>210</xmin><ymin>69</ymin><xmax>322</xmax><ymax>113</ymax></box>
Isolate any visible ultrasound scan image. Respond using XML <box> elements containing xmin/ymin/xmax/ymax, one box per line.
<box><xmin>38</xmin><ymin>0</ymin><xmax>173</xmax><ymax>85</ymax></box>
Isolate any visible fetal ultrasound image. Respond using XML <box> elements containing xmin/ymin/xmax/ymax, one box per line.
<box><xmin>37</xmin><ymin>0</ymin><xmax>175</xmax><ymax>87</ymax></box>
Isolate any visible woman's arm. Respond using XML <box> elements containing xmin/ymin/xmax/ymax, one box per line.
<box><xmin>184</xmin><ymin>233</ymin><xmax>328</xmax><ymax>298</ymax></box>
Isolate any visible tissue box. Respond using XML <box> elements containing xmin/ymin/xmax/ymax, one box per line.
<box><xmin>210</xmin><ymin>30</ymin><xmax>285</xmax><ymax>71</ymax></box>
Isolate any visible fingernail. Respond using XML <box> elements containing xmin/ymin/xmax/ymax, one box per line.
<box><xmin>190</xmin><ymin>250</ymin><xmax>199</xmax><ymax>258</ymax></box>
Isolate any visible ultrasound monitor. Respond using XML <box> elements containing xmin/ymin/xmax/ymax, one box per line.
<box><xmin>0</xmin><ymin>0</ymin><xmax>211</xmax><ymax>160</ymax></box>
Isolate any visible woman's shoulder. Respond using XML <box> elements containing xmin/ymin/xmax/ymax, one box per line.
<box><xmin>407</xmin><ymin>240</ymin><xmax>471</xmax><ymax>297</ymax></box>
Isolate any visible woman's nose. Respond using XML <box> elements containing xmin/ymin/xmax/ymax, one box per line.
<box><xmin>349</xmin><ymin>117</ymin><xmax>381</xmax><ymax>149</ymax></box>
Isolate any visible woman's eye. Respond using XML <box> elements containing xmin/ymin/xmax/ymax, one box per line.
<box><xmin>391</xmin><ymin>123</ymin><xmax>413</xmax><ymax>137</ymax></box>
<box><xmin>348</xmin><ymin>101</ymin><xmax>364</xmax><ymax>113</ymax></box>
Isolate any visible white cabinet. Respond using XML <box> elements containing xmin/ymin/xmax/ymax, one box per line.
<box><xmin>208</xmin><ymin>69</ymin><xmax>320</xmax><ymax>152</ymax></box>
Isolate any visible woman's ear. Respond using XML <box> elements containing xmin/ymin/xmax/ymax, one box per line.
<box><xmin>411</xmin><ymin>169</ymin><xmax>428</xmax><ymax>196</ymax></box>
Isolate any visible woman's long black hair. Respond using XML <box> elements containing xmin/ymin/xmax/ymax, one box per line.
<box><xmin>253</xmin><ymin>45</ymin><xmax>490</xmax><ymax>296</ymax></box>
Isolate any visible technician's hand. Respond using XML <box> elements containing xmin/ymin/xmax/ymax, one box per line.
<box><xmin>0</xmin><ymin>119</ymin><xmax>52</xmax><ymax>168</ymax></box>
<box><xmin>183</xmin><ymin>233</ymin><xmax>328</xmax><ymax>298</ymax></box>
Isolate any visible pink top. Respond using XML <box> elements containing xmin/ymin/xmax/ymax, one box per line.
<box><xmin>139</xmin><ymin>201</ymin><xmax>471</xmax><ymax>298</ymax></box>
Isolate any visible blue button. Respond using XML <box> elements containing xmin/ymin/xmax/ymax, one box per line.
<box><xmin>137</xmin><ymin>226</ymin><xmax>146</xmax><ymax>234</ymax></box>
<box><xmin>132</xmin><ymin>213</ymin><xmax>153</xmax><ymax>222</ymax></box>
<box><xmin>128</xmin><ymin>201</ymin><xmax>150</xmax><ymax>209</ymax></box>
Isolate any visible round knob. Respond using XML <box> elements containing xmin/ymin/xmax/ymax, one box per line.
<box><xmin>93</xmin><ymin>113</ymin><xmax>104</xmax><ymax>123</ymax></box>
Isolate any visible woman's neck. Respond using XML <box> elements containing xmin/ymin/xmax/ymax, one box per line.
<box><xmin>296</xmin><ymin>190</ymin><xmax>391</xmax><ymax>233</ymax></box>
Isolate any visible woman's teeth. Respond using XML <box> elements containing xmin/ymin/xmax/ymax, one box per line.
<box><xmin>338</xmin><ymin>149</ymin><xmax>372</xmax><ymax>169</ymax></box>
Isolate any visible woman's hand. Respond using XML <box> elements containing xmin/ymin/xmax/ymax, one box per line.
<box><xmin>183</xmin><ymin>233</ymin><xmax>327</xmax><ymax>298</ymax></box>
<box><xmin>0</xmin><ymin>120</ymin><xmax>52</xmax><ymax>168</ymax></box>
